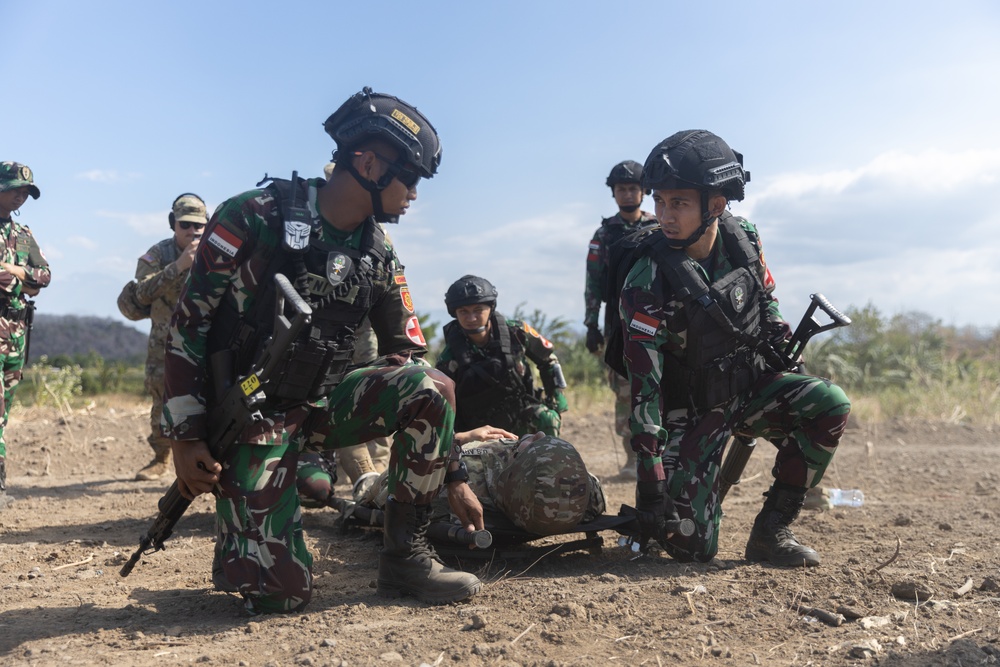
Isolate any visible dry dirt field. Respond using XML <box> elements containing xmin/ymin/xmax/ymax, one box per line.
<box><xmin>1</xmin><ymin>397</ymin><xmax>999</xmax><ymax>667</ymax></box>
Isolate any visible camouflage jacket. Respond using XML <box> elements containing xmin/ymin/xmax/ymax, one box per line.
<box><xmin>161</xmin><ymin>177</ymin><xmax>424</xmax><ymax>442</ymax></box>
<box><xmin>116</xmin><ymin>238</ymin><xmax>188</xmax><ymax>370</ymax></box>
<box><xmin>619</xmin><ymin>218</ymin><xmax>786</xmax><ymax>482</ymax></box>
<box><xmin>584</xmin><ymin>211</ymin><xmax>655</xmax><ymax>330</ymax></box>
<box><xmin>0</xmin><ymin>217</ymin><xmax>50</xmax><ymax>334</ymax></box>
<box><xmin>436</xmin><ymin>315</ymin><xmax>565</xmax><ymax>415</ymax></box>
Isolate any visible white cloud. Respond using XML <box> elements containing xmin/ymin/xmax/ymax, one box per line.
<box><xmin>94</xmin><ymin>209</ymin><xmax>165</xmax><ymax>236</ymax></box>
<box><xmin>67</xmin><ymin>235</ymin><xmax>98</xmax><ymax>250</ymax></box>
<box><xmin>75</xmin><ymin>169</ymin><xmax>142</xmax><ymax>183</ymax></box>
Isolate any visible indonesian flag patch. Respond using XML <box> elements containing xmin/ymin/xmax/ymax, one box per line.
<box><xmin>405</xmin><ymin>316</ymin><xmax>426</xmax><ymax>346</ymax></box>
<box><xmin>629</xmin><ymin>312</ymin><xmax>660</xmax><ymax>337</ymax></box>
<box><xmin>587</xmin><ymin>240</ymin><xmax>600</xmax><ymax>262</ymax></box>
<box><xmin>207</xmin><ymin>226</ymin><xmax>243</xmax><ymax>258</ymax></box>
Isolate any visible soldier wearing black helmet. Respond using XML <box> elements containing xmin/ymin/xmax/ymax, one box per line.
<box><xmin>584</xmin><ymin>160</ymin><xmax>656</xmax><ymax>476</ymax></box>
<box><xmin>618</xmin><ymin>130</ymin><xmax>851</xmax><ymax>568</ymax></box>
<box><xmin>437</xmin><ymin>275</ymin><xmax>568</xmax><ymax>436</ymax></box>
<box><xmin>161</xmin><ymin>88</ymin><xmax>483</xmax><ymax>613</ymax></box>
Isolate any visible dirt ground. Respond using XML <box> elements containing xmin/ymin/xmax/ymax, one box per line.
<box><xmin>1</xmin><ymin>397</ymin><xmax>999</xmax><ymax>667</ymax></box>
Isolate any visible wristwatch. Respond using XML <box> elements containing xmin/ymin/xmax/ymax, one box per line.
<box><xmin>444</xmin><ymin>459</ymin><xmax>469</xmax><ymax>485</ymax></box>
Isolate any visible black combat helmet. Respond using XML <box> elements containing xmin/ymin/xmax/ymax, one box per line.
<box><xmin>641</xmin><ymin>130</ymin><xmax>750</xmax><ymax>247</ymax></box>
<box><xmin>445</xmin><ymin>275</ymin><xmax>498</xmax><ymax>318</ymax></box>
<box><xmin>324</xmin><ymin>87</ymin><xmax>442</xmax><ymax>179</ymax></box>
<box><xmin>605</xmin><ymin>160</ymin><xmax>643</xmax><ymax>189</ymax></box>
<box><xmin>324</xmin><ymin>87</ymin><xmax>442</xmax><ymax>223</ymax></box>
<box><xmin>641</xmin><ymin>130</ymin><xmax>749</xmax><ymax>202</ymax></box>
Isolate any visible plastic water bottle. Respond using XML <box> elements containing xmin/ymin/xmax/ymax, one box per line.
<box><xmin>827</xmin><ymin>488</ymin><xmax>865</xmax><ymax>507</ymax></box>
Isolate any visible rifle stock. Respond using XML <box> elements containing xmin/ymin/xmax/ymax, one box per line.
<box><xmin>121</xmin><ymin>274</ymin><xmax>312</xmax><ymax>577</ymax></box>
<box><xmin>716</xmin><ymin>293</ymin><xmax>851</xmax><ymax>506</ymax></box>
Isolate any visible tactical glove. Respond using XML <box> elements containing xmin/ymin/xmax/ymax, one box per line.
<box><xmin>585</xmin><ymin>325</ymin><xmax>604</xmax><ymax>353</ymax></box>
<box><xmin>549</xmin><ymin>391</ymin><xmax>569</xmax><ymax>414</ymax></box>
<box><xmin>635</xmin><ymin>480</ymin><xmax>683</xmax><ymax>550</ymax></box>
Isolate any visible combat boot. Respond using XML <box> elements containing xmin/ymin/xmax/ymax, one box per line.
<box><xmin>135</xmin><ymin>447</ymin><xmax>172</xmax><ymax>481</ymax></box>
<box><xmin>745</xmin><ymin>483</ymin><xmax>820</xmax><ymax>567</ymax></box>
<box><xmin>377</xmin><ymin>498</ymin><xmax>482</xmax><ymax>604</ymax></box>
<box><xmin>0</xmin><ymin>458</ymin><xmax>12</xmax><ymax>510</ymax></box>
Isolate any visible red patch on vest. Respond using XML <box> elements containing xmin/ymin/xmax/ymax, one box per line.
<box><xmin>405</xmin><ymin>316</ymin><xmax>426</xmax><ymax>346</ymax></box>
<box><xmin>400</xmin><ymin>287</ymin><xmax>414</xmax><ymax>313</ymax></box>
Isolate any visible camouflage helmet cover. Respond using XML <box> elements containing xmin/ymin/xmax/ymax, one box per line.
<box><xmin>641</xmin><ymin>130</ymin><xmax>750</xmax><ymax>201</ymax></box>
<box><xmin>495</xmin><ymin>435</ymin><xmax>592</xmax><ymax>535</ymax></box>
<box><xmin>324</xmin><ymin>86</ymin><xmax>442</xmax><ymax>179</ymax></box>
<box><xmin>0</xmin><ymin>162</ymin><xmax>40</xmax><ymax>199</ymax></box>
<box><xmin>445</xmin><ymin>275</ymin><xmax>498</xmax><ymax>317</ymax></box>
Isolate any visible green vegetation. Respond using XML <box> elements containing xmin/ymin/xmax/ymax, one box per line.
<box><xmin>19</xmin><ymin>305</ymin><xmax>1000</xmax><ymax>425</ymax></box>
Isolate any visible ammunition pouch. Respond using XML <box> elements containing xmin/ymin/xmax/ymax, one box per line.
<box><xmin>267</xmin><ymin>326</ymin><xmax>356</xmax><ymax>403</ymax></box>
<box><xmin>0</xmin><ymin>303</ymin><xmax>31</xmax><ymax>322</ymax></box>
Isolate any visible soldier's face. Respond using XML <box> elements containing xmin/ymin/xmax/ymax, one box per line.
<box><xmin>613</xmin><ymin>183</ymin><xmax>642</xmax><ymax>210</ymax></box>
<box><xmin>0</xmin><ymin>186</ymin><xmax>30</xmax><ymax>217</ymax></box>
<box><xmin>652</xmin><ymin>188</ymin><xmax>703</xmax><ymax>241</ymax></box>
<box><xmin>174</xmin><ymin>219</ymin><xmax>206</xmax><ymax>249</ymax></box>
<box><xmin>455</xmin><ymin>304</ymin><xmax>491</xmax><ymax>332</ymax></box>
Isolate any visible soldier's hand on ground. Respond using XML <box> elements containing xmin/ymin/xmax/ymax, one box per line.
<box><xmin>455</xmin><ymin>425</ymin><xmax>517</xmax><ymax>445</ymax></box>
<box><xmin>635</xmin><ymin>480</ymin><xmax>682</xmax><ymax>548</ymax></box>
<box><xmin>446</xmin><ymin>481</ymin><xmax>485</xmax><ymax>536</ymax></box>
<box><xmin>170</xmin><ymin>439</ymin><xmax>222</xmax><ymax>499</ymax></box>
<box><xmin>585</xmin><ymin>325</ymin><xmax>604</xmax><ymax>354</ymax></box>
<box><xmin>174</xmin><ymin>239</ymin><xmax>200</xmax><ymax>272</ymax></box>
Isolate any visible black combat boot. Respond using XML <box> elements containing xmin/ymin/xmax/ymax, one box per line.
<box><xmin>377</xmin><ymin>498</ymin><xmax>482</xmax><ymax>604</ymax></box>
<box><xmin>0</xmin><ymin>457</ymin><xmax>12</xmax><ymax>510</ymax></box>
<box><xmin>745</xmin><ymin>483</ymin><xmax>820</xmax><ymax>567</ymax></box>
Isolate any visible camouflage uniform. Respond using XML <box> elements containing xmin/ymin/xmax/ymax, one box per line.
<box><xmin>0</xmin><ymin>162</ymin><xmax>50</xmax><ymax>504</ymax></box>
<box><xmin>361</xmin><ymin>434</ymin><xmax>606</xmax><ymax>536</ymax></box>
<box><xmin>436</xmin><ymin>314</ymin><xmax>567</xmax><ymax>436</ymax></box>
<box><xmin>619</xmin><ymin>218</ymin><xmax>851</xmax><ymax>563</ymax></box>
<box><xmin>117</xmin><ymin>242</ymin><xmax>193</xmax><ymax>477</ymax></box>
<box><xmin>162</xmin><ymin>177</ymin><xmax>453</xmax><ymax>613</ymax></box>
<box><xmin>585</xmin><ymin>211</ymin><xmax>656</xmax><ymax>463</ymax></box>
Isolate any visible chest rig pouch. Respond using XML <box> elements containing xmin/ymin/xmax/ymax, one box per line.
<box><xmin>445</xmin><ymin>314</ymin><xmax>535</xmax><ymax>432</ymax></box>
<box><xmin>651</xmin><ymin>213</ymin><xmax>768</xmax><ymax>412</ymax></box>
<box><xmin>208</xmin><ymin>173</ymin><xmax>388</xmax><ymax>407</ymax></box>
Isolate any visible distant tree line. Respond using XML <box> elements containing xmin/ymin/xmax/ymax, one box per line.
<box><xmin>28</xmin><ymin>314</ymin><xmax>147</xmax><ymax>366</ymax></box>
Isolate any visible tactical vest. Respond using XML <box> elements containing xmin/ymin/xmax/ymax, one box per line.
<box><xmin>444</xmin><ymin>313</ymin><xmax>537</xmax><ymax>432</ymax></box>
<box><xmin>207</xmin><ymin>177</ymin><xmax>391</xmax><ymax>407</ymax></box>
<box><xmin>599</xmin><ymin>215</ymin><xmax>654</xmax><ymax>335</ymax></box>
<box><xmin>655</xmin><ymin>214</ymin><xmax>770</xmax><ymax>410</ymax></box>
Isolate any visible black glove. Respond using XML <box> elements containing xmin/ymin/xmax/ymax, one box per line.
<box><xmin>585</xmin><ymin>325</ymin><xmax>604</xmax><ymax>353</ymax></box>
<box><xmin>635</xmin><ymin>480</ymin><xmax>683</xmax><ymax>550</ymax></box>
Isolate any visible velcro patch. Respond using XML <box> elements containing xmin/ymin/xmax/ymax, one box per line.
<box><xmin>207</xmin><ymin>226</ymin><xmax>242</xmax><ymax>258</ymax></box>
<box><xmin>405</xmin><ymin>316</ymin><xmax>426</xmax><ymax>346</ymax></box>
<box><xmin>400</xmin><ymin>287</ymin><xmax>414</xmax><ymax>313</ymax></box>
<box><xmin>629</xmin><ymin>312</ymin><xmax>660</xmax><ymax>337</ymax></box>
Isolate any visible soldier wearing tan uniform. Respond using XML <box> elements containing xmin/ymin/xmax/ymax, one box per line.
<box><xmin>117</xmin><ymin>193</ymin><xmax>208</xmax><ymax>480</ymax></box>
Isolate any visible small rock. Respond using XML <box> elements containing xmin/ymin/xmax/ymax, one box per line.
<box><xmin>320</xmin><ymin>638</ymin><xmax>337</xmax><ymax>647</ymax></box>
<box><xmin>891</xmin><ymin>581</ymin><xmax>934</xmax><ymax>602</ymax></box>
<box><xmin>379</xmin><ymin>651</ymin><xmax>403</xmax><ymax>662</ymax></box>
<box><xmin>598</xmin><ymin>573</ymin><xmax>619</xmax><ymax>583</ymax></box>
<box><xmin>980</xmin><ymin>577</ymin><xmax>999</xmax><ymax>592</ymax></box>
<box><xmin>849</xmin><ymin>639</ymin><xmax>882</xmax><ymax>659</ymax></box>
<box><xmin>892</xmin><ymin>515</ymin><xmax>912</xmax><ymax>527</ymax></box>
<box><xmin>550</xmin><ymin>603</ymin><xmax>586</xmax><ymax>619</ymax></box>
<box><xmin>836</xmin><ymin>605</ymin><xmax>864</xmax><ymax>620</ymax></box>
<box><xmin>462</xmin><ymin>614</ymin><xmax>486</xmax><ymax>631</ymax></box>
<box><xmin>938</xmin><ymin>522</ymin><xmax>953</xmax><ymax>531</ymax></box>
<box><xmin>295</xmin><ymin>657</ymin><xmax>314</xmax><ymax>666</ymax></box>
<box><xmin>196</xmin><ymin>657</ymin><xmax>211</xmax><ymax>664</ymax></box>
<box><xmin>859</xmin><ymin>616</ymin><xmax>892</xmax><ymax>630</ymax></box>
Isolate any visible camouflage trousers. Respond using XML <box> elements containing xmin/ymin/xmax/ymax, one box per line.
<box><xmin>606</xmin><ymin>364</ymin><xmax>633</xmax><ymax>462</ymax></box>
<box><xmin>659</xmin><ymin>371</ymin><xmax>850</xmax><ymax>563</ymax></box>
<box><xmin>213</xmin><ymin>362</ymin><xmax>456</xmax><ymax>613</ymax></box>
<box><xmin>144</xmin><ymin>368</ymin><xmax>173</xmax><ymax>457</ymax></box>
<box><xmin>0</xmin><ymin>326</ymin><xmax>27</xmax><ymax>462</ymax></box>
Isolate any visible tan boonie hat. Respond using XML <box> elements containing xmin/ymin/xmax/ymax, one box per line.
<box><xmin>0</xmin><ymin>162</ymin><xmax>40</xmax><ymax>199</ymax></box>
<box><xmin>172</xmin><ymin>194</ymin><xmax>208</xmax><ymax>223</ymax></box>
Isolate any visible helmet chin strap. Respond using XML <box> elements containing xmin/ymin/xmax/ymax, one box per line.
<box><xmin>667</xmin><ymin>191</ymin><xmax>714</xmax><ymax>249</ymax></box>
<box><xmin>345</xmin><ymin>162</ymin><xmax>399</xmax><ymax>224</ymax></box>
<box><xmin>619</xmin><ymin>204</ymin><xmax>640</xmax><ymax>214</ymax></box>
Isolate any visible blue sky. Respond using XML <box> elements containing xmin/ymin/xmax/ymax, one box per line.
<box><xmin>7</xmin><ymin>1</ymin><xmax>1000</xmax><ymax>338</ymax></box>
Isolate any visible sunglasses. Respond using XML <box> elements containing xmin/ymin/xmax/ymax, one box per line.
<box><xmin>178</xmin><ymin>220</ymin><xmax>207</xmax><ymax>231</ymax></box>
<box><xmin>355</xmin><ymin>151</ymin><xmax>422</xmax><ymax>189</ymax></box>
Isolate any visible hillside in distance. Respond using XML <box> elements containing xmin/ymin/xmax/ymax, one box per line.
<box><xmin>28</xmin><ymin>314</ymin><xmax>147</xmax><ymax>364</ymax></box>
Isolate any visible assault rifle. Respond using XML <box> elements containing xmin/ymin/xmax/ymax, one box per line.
<box><xmin>717</xmin><ymin>293</ymin><xmax>851</xmax><ymax>503</ymax></box>
<box><xmin>120</xmin><ymin>274</ymin><xmax>312</xmax><ymax>577</ymax></box>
